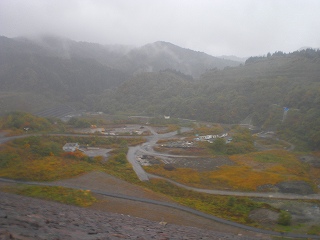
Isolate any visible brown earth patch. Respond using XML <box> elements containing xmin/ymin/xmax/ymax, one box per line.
<box><xmin>53</xmin><ymin>172</ymin><xmax>269</xmax><ymax>238</ymax></box>
<box><xmin>248</xmin><ymin>209</ymin><xmax>279</xmax><ymax>226</ymax></box>
<box><xmin>0</xmin><ymin>172</ymin><xmax>271</xmax><ymax>239</ymax></box>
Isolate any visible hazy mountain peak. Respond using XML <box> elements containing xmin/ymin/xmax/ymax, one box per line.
<box><xmin>152</xmin><ymin>41</ymin><xmax>174</xmax><ymax>46</ymax></box>
<box><xmin>123</xmin><ymin>40</ymin><xmax>240</xmax><ymax>77</ymax></box>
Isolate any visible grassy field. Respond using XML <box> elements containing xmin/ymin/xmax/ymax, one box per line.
<box><xmin>145</xmin><ymin>150</ymin><xmax>317</xmax><ymax>191</ymax></box>
<box><xmin>0</xmin><ymin>134</ymin><xmax>141</xmax><ymax>207</ymax></box>
<box><xmin>2</xmin><ymin>185</ymin><xmax>96</xmax><ymax>207</ymax></box>
<box><xmin>144</xmin><ymin>178</ymin><xmax>277</xmax><ymax>225</ymax></box>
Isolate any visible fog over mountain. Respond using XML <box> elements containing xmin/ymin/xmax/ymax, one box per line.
<box><xmin>0</xmin><ymin>35</ymin><xmax>239</xmax><ymax>112</ymax></box>
<box><xmin>1</xmin><ymin>1</ymin><xmax>319</xmax><ymax>57</ymax></box>
<box><xmin>218</xmin><ymin>56</ymin><xmax>248</xmax><ymax>63</ymax></box>
<box><xmin>118</xmin><ymin>41</ymin><xmax>240</xmax><ymax>77</ymax></box>
<box><xmin>1</xmin><ymin>34</ymin><xmax>319</xmax><ymax>151</ymax></box>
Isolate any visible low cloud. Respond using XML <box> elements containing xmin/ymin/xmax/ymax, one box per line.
<box><xmin>1</xmin><ymin>0</ymin><xmax>319</xmax><ymax>57</ymax></box>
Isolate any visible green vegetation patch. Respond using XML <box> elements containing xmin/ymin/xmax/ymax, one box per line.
<box><xmin>0</xmin><ymin>112</ymin><xmax>66</xmax><ymax>134</ymax></box>
<box><xmin>205</xmin><ymin>126</ymin><xmax>255</xmax><ymax>156</ymax></box>
<box><xmin>307</xmin><ymin>225</ymin><xmax>320</xmax><ymax>235</ymax></box>
<box><xmin>145</xmin><ymin>149</ymin><xmax>314</xmax><ymax>191</ymax></box>
<box><xmin>103</xmin><ymin>151</ymin><xmax>140</xmax><ymax>184</ymax></box>
<box><xmin>253</xmin><ymin>152</ymin><xmax>286</xmax><ymax>163</ymax></box>
<box><xmin>0</xmin><ymin>155</ymin><xmax>98</xmax><ymax>181</ymax></box>
<box><xmin>145</xmin><ymin>179</ymin><xmax>274</xmax><ymax>225</ymax></box>
<box><xmin>0</xmin><ymin>135</ymin><xmax>145</xmax><ymax>182</ymax></box>
<box><xmin>4</xmin><ymin>185</ymin><xmax>96</xmax><ymax>207</ymax></box>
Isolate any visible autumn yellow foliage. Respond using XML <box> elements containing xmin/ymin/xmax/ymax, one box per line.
<box><xmin>3</xmin><ymin>185</ymin><xmax>96</xmax><ymax>207</ymax></box>
<box><xmin>0</xmin><ymin>155</ymin><xmax>97</xmax><ymax>181</ymax></box>
<box><xmin>208</xmin><ymin>165</ymin><xmax>283</xmax><ymax>190</ymax></box>
<box><xmin>145</xmin><ymin>149</ymin><xmax>315</xmax><ymax>191</ymax></box>
<box><xmin>146</xmin><ymin>165</ymin><xmax>201</xmax><ymax>185</ymax></box>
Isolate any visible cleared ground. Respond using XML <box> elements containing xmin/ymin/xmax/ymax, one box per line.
<box><xmin>50</xmin><ymin>171</ymin><xmax>270</xmax><ymax>239</ymax></box>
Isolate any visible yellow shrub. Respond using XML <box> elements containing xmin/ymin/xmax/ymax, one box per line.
<box><xmin>268</xmin><ymin>164</ymin><xmax>289</xmax><ymax>174</ymax></box>
<box><xmin>0</xmin><ymin>156</ymin><xmax>97</xmax><ymax>181</ymax></box>
<box><xmin>209</xmin><ymin>165</ymin><xmax>283</xmax><ymax>190</ymax></box>
<box><xmin>146</xmin><ymin>165</ymin><xmax>201</xmax><ymax>185</ymax></box>
<box><xmin>145</xmin><ymin>149</ymin><xmax>315</xmax><ymax>191</ymax></box>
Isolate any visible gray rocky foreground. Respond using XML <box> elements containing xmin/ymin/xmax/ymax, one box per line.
<box><xmin>0</xmin><ymin>192</ymin><xmax>258</xmax><ymax>240</ymax></box>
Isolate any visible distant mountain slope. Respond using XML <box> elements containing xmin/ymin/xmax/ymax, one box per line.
<box><xmin>0</xmin><ymin>36</ymin><xmax>129</xmax><ymax>112</ymax></box>
<box><xmin>118</xmin><ymin>41</ymin><xmax>240</xmax><ymax>77</ymax></box>
<box><xmin>0</xmin><ymin>35</ymin><xmax>241</xmax><ymax>112</ymax></box>
<box><xmin>95</xmin><ymin>49</ymin><xmax>320</xmax><ymax>150</ymax></box>
<box><xmin>33</xmin><ymin>38</ymin><xmax>240</xmax><ymax>77</ymax></box>
<box><xmin>97</xmin><ymin>50</ymin><xmax>320</xmax><ymax>118</ymax></box>
<box><xmin>34</xmin><ymin>36</ymin><xmax>133</xmax><ymax>67</ymax></box>
<box><xmin>93</xmin><ymin>70</ymin><xmax>195</xmax><ymax>115</ymax></box>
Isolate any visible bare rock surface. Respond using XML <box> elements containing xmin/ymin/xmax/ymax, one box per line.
<box><xmin>276</xmin><ymin>181</ymin><xmax>315</xmax><ymax>195</ymax></box>
<box><xmin>248</xmin><ymin>209</ymin><xmax>279</xmax><ymax>226</ymax></box>
<box><xmin>299</xmin><ymin>155</ymin><xmax>320</xmax><ymax>168</ymax></box>
<box><xmin>0</xmin><ymin>192</ymin><xmax>261</xmax><ymax>240</ymax></box>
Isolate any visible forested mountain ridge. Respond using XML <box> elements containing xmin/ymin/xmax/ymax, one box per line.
<box><xmin>97</xmin><ymin>49</ymin><xmax>320</xmax><ymax>120</ymax></box>
<box><xmin>92</xmin><ymin>70</ymin><xmax>196</xmax><ymax>115</ymax></box>
<box><xmin>0</xmin><ymin>36</ymin><xmax>240</xmax><ymax>112</ymax></box>
<box><xmin>0</xmin><ymin>36</ymin><xmax>129</xmax><ymax>112</ymax></box>
<box><xmin>1</xmin><ymin>35</ymin><xmax>319</xmax><ymax>149</ymax></box>
<box><xmin>95</xmin><ymin>49</ymin><xmax>320</xmax><ymax>150</ymax></box>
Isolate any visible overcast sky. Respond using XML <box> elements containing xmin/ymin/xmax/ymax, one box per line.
<box><xmin>1</xmin><ymin>0</ymin><xmax>319</xmax><ymax>57</ymax></box>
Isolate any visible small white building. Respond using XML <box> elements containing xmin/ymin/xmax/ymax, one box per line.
<box><xmin>205</xmin><ymin>135</ymin><xmax>213</xmax><ymax>140</ymax></box>
<box><xmin>63</xmin><ymin>143</ymin><xmax>79</xmax><ymax>152</ymax></box>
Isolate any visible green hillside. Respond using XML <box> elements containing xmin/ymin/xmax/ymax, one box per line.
<box><xmin>1</xmin><ymin>35</ymin><xmax>319</xmax><ymax>150</ymax></box>
<box><xmin>96</xmin><ymin>50</ymin><xmax>320</xmax><ymax>150</ymax></box>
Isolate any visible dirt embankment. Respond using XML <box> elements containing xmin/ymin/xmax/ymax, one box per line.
<box><xmin>1</xmin><ymin>192</ymin><xmax>262</xmax><ymax>240</ymax></box>
<box><xmin>0</xmin><ymin>172</ymin><xmax>271</xmax><ymax>240</ymax></box>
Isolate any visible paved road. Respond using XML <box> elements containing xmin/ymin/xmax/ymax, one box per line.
<box><xmin>126</xmin><ymin>126</ymin><xmax>193</xmax><ymax>181</ymax></box>
<box><xmin>127</xmin><ymin>146</ymin><xmax>149</xmax><ymax>181</ymax></box>
<box><xmin>0</xmin><ymin>134</ymin><xmax>37</xmax><ymax>144</ymax></box>
<box><xmin>0</xmin><ymin>132</ymin><xmax>137</xmax><ymax>144</ymax></box>
<box><xmin>138</xmin><ymin>127</ymin><xmax>196</xmax><ymax>158</ymax></box>
<box><xmin>0</xmin><ymin>177</ymin><xmax>319</xmax><ymax>239</ymax></box>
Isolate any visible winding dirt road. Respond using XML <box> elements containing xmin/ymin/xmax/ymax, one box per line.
<box><xmin>126</xmin><ymin>127</ymin><xmax>320</xmax><ymax>200</ymax></box>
